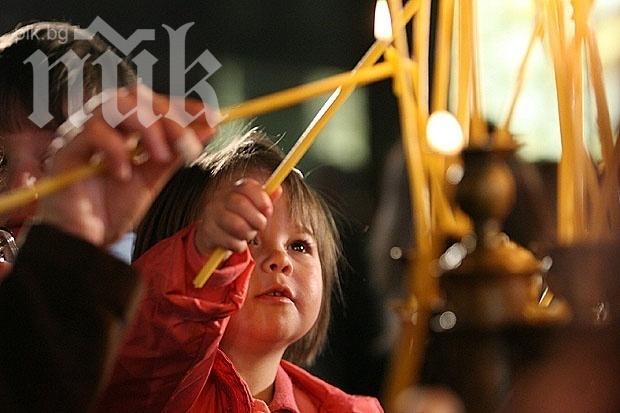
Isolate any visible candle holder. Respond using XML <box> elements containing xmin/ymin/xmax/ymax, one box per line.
<box><xmin>423</xmin><ymin>143</ymin><xmax>570</xmax><ymax>413</ymax></box>
<box><xmin>440</xmin><ymin>144</ymin><xmax>568</xmax><ymax>327</ymax></box>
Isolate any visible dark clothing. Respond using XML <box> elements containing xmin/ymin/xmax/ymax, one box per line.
<box><xmin>0</xmin><ymin>224</ymin><xmax>140</xmax><ymax>412</ymax></box>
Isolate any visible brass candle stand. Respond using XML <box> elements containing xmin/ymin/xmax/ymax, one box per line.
<box><xmin>424</xmin><ymin>144</ymin><xmax>569</xmax><ymax>412</ymax></box>
<box><xmin>441</xmin><ymin>145</ymin><xmax>568</xmax><ymax>328</ymax></box>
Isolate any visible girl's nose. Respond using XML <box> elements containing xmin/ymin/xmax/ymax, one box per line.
<box><xmin>261</xmin><ymin>248</ymin><xmax>293</xmax><ymax>276</ymax></box>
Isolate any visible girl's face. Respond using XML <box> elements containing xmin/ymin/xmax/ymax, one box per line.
<box><xmin>221</xmin><ymin>193</ymin><xmax>323</xmax><ymax>356</ymax></box>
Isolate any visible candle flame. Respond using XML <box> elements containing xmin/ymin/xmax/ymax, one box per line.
<box><xmin>374</xmin><ymin>0</ymin><xmax>393</xmax><ymax>41</ymax></box>
<box><xmin>427</xmin><ymin>111</ymin><xmax>464</xmax><ymax>155</ymax></box>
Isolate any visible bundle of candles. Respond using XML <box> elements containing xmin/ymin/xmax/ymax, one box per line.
<box><xmin>493</xmin><ymin>0</ymin><xmax>618</xmax><ymax>244</ymax></box>
<box><xmin>543</xmin><ymin>0</ymin><xmax>618</xmax><ymax>245</ymax></box>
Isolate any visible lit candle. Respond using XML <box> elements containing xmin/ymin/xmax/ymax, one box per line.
<box><xmin>427</xmin><ymin>110</ymin><xmax>465</xmax><ymax>234</ymax></box>
<box><xmin>384</xmin><ymin>4</ymin><xmax>436</xmax><ymax>402</ymax></box>
<box><xmin>387</xmin><ymin>0</ymin><xmax>432</xmax><ymax>256</ymax></box>
<box><xmin>193</xmin><ymin>0</ymin><xmax>422</xmax><ymax>288</ymax></box>
<box><xmin>374</xmin><ymin>0</ymin><xmax>393</xmax><ymax>41</ymax></box>
<box><xmin>427</xmin><ymin>110</ymin><xmax>464</xmax><ymax>156</ymax></box>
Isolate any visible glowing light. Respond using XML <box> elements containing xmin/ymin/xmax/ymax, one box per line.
<box><xmin>374</xmin><ymin>0</ymin><xmax>393</xmax><ymax>41</ymax></box>
<box><xmin>426</xmin><ymin>110</ymin><xmax>465</xmax><ymax>155</ymax></box>
<box><xmin>439</xmin><ymin>311</ymin><xmax>457</xmax><ymax>330</ymax></box>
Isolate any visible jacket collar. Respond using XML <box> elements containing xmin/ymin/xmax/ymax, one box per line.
<box><xmin>268</xmin><ymin>364</ymin><xmax>300</xmax><ymax>413</ymax></box>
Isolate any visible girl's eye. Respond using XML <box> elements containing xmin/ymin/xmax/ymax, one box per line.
<box><xmin>290</xmin><ymin>240</ymin><xmax>312</xmax><ymax>254</ymax></box>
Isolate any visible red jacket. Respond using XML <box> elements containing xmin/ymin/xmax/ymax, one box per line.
<box><xmin>97</xmin><ymin>225</ymin><xmax>382</xmax><ymax>412</ymax></box>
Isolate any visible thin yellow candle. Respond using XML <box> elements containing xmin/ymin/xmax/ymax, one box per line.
<box><xmin>469</xmin><ymin>0</ymin><xmax>488</xmax><ymax>146</ymax></box>
<box><xmin>220</xmin><ymin>62</ymin><xmax>395</xmax><ymax>123</ymax></box>
<box><xmin>193</xmin><ymin>0</ymin><xmax>422</xmax><ymax>288</ymax></box>
<box><xmin>604</xmin><ymin>137</ymin><xmax>620</xmax><ymax>228</ymax></box>
<box><xmin>545</xmin><ymin>0</ymin><xmax>576</xmax><ymax>244</ymax></box>
<box><xmin>384</xmin><ymin>48</ymin><xmax>420</xmax><ymax>98</ymax></box>
<box><xmin>571</xmin><ymin>0</ymin><xmax>603</xmax><ymax>238</ymax></box>
<box><xmin>385</xmin><ymin>47</ymin><xmax>402</xmax><ymax>96</ymax></box>
<box><xmin>456</xmin><ymin>0</ymin><xmax>472</xmax><ymax>145</ymax></box>
<box><xmin>585</xmin><ymin>29</ymin><xmax>613</xmax><ymax>167</ymax></box>
<box><xmin>497</xmin><ymin>20</ymin><xmax>543</xmax><ymax>146</ymax></box>
<box><xmin>414</xmin><ymin>0</ymin><xmax>431</xmax><ymax>151</ymax></box>
<box><xmin>0</xmin><ymin>133</ymin><xmax>151</xmax><ymax>216</ymax></box>
<box><xmin>0</xmin><ymin>162</ymin><xmax>104</xmax><ymax>215</ymax></box>
<box><xmin>426</xmin><ymin>111</ymin><xmax>465</xmax><ymax>234</ymax></box>
<box><xmin>595</xmin><ymin>17</ymin><xmax>619</xmax><ymax>227</ymax></box>
<box><xmin>387</xmin><ymin>0</ymin><xmax>431</xmax><ymax>257</ymax></box>
<box><xmin>431</xmin><ymin>0</ymin><xmax>454</xmax><ymax>112</ymax></box>
<box><xmin>570</xmin><ymin>14</ymin><xmax>586</xmax><ymax>239</ymax></box>
<box><xmin>384</xmin><ymin>0</ymin><xmax>432</xmax><ymax>404</ymax></box>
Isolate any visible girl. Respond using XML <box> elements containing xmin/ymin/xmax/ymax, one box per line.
<box><xmin>98</xmin><ymin>130</ymin><xmax>383</xmax><ymax>412</ymax></box>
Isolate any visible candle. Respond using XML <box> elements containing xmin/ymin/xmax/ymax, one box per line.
<box><xmin>545</xmin><ymin>0</ymin><xmax>576</xmax><ymax>244</ymax></box>
<box><xmin>431</xmin><ymin>0</ymin><xmax>454</xmax><ymax>112</ymax></box>
<box><xmin>426</xmin><ymin>110</ymin><xmax>464</xmax><ymax>156</ymax></box>
<box><xmin>415</xmin><ymin>0</ymin><xmax>431</xmax><ymax>151</ymax></box>
<box><xmin>469</xmin><ymin>0</ymin><xmax>488</xmax><ymax>146</ymax></box>
<box><xmin>497</xmin><ymin>20</ymin><xmax>543</xmax><ymax>147</ymax></box>
<box><xmin>571</xmin><ymin>17</ymin><xmax>586</xmax><ymax>239</ymax></box>
<box><xmin>221</xmin><ymin>62</ymin><xmax>394</xmax><ymax>123</ymax></box>
<box><xmin>0</xmin><ymin>162</ymin><xmax>104</xmax><ymax>215</ymax></box>
<box><xmin>384</xmin><ymin>47</ymin><xmax>402</xmax><ymax>96</ymax></box>
<box><xmin>427</xmin><ymin>110</ymin><xmax>465</xmax><ymax>236</ymax></box>
<box><xmin>456</xmin><ymin>0</ymin><xmax>472</xmax><ymax>145</ymax></box>
<box><xmin>383</xmin><ymin>0</ymin><xmax>433</xmax><ymax>404</ymax></box>
<box><xmin>193</xmin><ymin>0</ymin><xmax>422</xmax><ymax>288</ymax></box>
<box><xmin>374</xmin><ymin>0</ymin><xmax>393</xmax><ymax>41</ymax></box>
<box><xmin>596</xmin><ymin>22</ymin><xmax>619</xmax><ymax>226</ymax></box>
<box><xmin>585</xmin><ymin>27</ymin><xmax>613</xmax><ymax>167</ymax></box>
<box><xmin>387</xmin><ymin>0</ymin><xmax>431</xmax><ymax>257</ymax></box>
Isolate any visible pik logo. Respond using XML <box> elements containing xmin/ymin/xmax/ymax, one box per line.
<box><xmin>26</xmin><ymin>17</ymin><xmax>222</xmax><ymax>132</ymax></box>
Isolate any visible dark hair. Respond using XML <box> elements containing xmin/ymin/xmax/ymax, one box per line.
<box><xmin>134</xmin><ymin>129</ymin><xmax>341</xmax><ymax>365</ymax></box>
<box><xmin>0</xmin><ymin>21</ymin><xmax>137</xmax><ymax>133</ymax></box>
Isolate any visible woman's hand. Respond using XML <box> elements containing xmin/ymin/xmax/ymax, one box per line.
<box><xmin>36</xmin><ymin>87</ymin><xmax>216</xmax><ymax>246</ymax></box>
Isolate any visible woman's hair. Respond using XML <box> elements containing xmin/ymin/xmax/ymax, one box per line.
<box><xmin>0</xmin><ymin>21</ymin><xmax>137</xmax><ymax>133</ymax></box>
<box><xmin>134</xmin><ymin>129</ymin><xmax>341</xmax><ymax>365</ymax></box>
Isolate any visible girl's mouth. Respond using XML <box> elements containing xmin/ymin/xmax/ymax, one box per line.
<box><xmin>257</xmin><ymin>286</ymin><xmax>294</xmax><ymax>303</ymax></box>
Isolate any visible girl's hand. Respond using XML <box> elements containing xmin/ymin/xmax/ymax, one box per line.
<box><xmin>195</xmin><ymin>178</ymin><xmax>282</xmax><ymax>256</ymax></box>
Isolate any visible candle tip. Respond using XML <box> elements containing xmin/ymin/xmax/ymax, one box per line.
<box><xmin>427</xmin><ymin>111</ymin><xmax>465</xmax><ymax>156</ymax></box>
<box><xmin>374</xmin><ymin>0</ymin><xmax>393</xmax><ymax>42</ymax></box>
